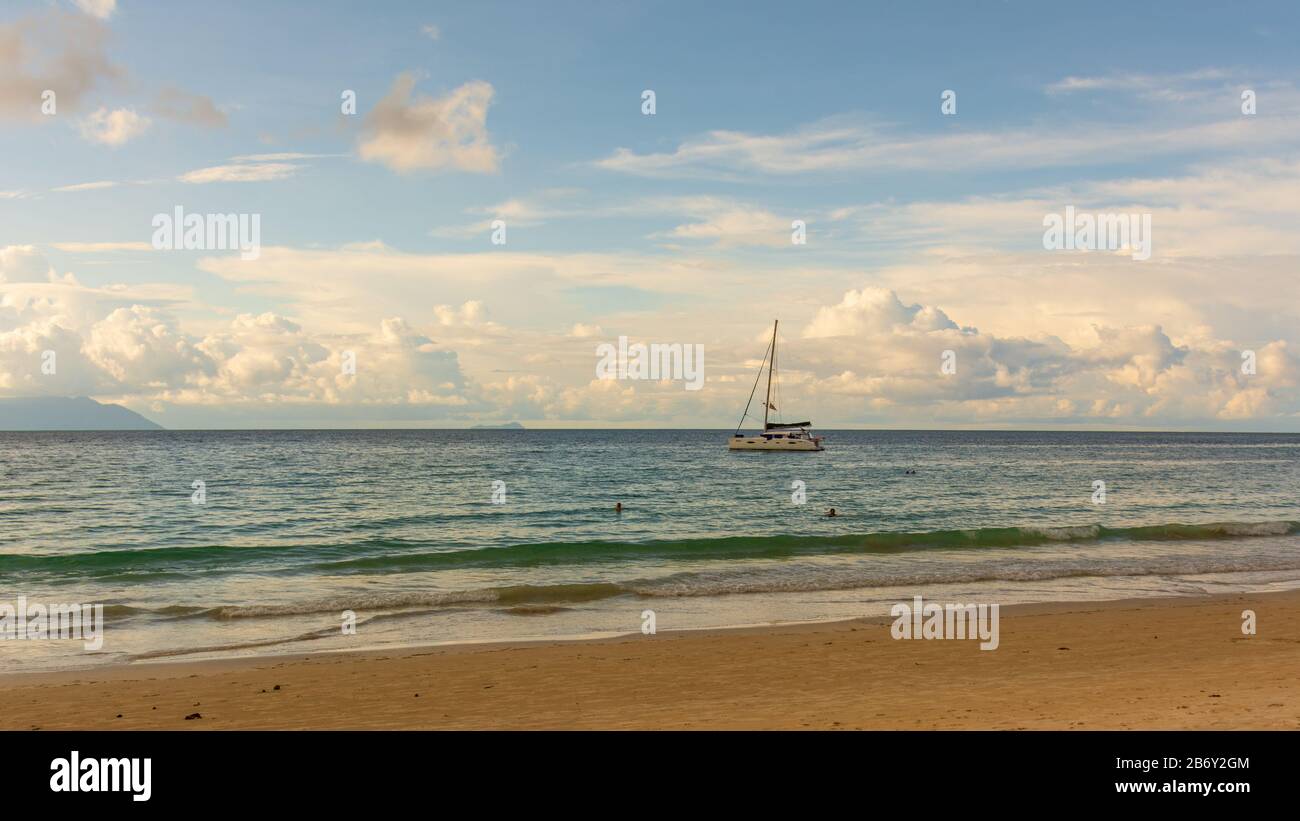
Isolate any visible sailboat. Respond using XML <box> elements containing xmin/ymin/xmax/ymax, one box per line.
<box><xmin>729</xmin><ymin>320</ymin><xmax>825</xmax><ymax>451</ymax></box>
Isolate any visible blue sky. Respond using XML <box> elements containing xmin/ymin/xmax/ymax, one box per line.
<box><xmin>2</xmin><ymin>0</ymin><xmax>1299</xmax><ymax>428</ymax></box>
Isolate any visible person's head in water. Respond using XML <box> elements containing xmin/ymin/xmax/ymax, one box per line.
<box><xmin>615</xmin><ymin>502</ymin><xmax>623</xmax><ymax>513</ymax></box>
<box><xmin>826</xmin><ymin>508</ymin><xmax>836</xmax><ymax>517</ymax></box>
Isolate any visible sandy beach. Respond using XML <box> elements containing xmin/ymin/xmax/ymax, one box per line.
<box><xmin>2</xmin><ymin>591</ymin><xmax>1297</xmax><ymax>730</ymax></box>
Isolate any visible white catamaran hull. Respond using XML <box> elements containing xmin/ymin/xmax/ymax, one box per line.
<box><xmin>729</xmin><ymin>435</ymin><xmax>823</xmax><ymax>451</ymax></box>
<box><xmin>729</xmin><ymin>319</ymin><xmax>826</xmax><ymax>452</ymax></box>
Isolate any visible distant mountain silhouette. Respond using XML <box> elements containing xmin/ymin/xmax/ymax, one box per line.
<box><xmin>470</xmin><ymin>421</ymin><xmax>525</xmax><ymax>429</ymax></box>
<box><xmin>0</xmin><ymin>397</ymin><xmax>163</xmax><ymax>431</ymax></box>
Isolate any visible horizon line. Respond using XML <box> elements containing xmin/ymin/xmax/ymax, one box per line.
<box><xmin>4</xmin><ymin>427</ymin><xmax>1300</xmax><ymax>435</ymax></box>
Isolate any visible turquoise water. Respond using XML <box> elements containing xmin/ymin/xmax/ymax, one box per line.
<box><xmin>1</xmin><ymin>430</ymin><xmax>1298</xmax><ymax>671</ymax></box>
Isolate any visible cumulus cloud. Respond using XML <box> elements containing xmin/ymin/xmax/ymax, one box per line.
<box><xmin>433</xmin><ymin>300</ymin><xmax>488</xmax><ymax>327</ymax></box>
<box><xmin>85</xmin><ymin>305</ymin><xmax>214</xmax><ymax>387</ymax></box>
<box><xmin>3</xmin><ymin>234</ymin><xmax>1295</xmax><ymax>428</ymax></box>
<box><xmin>151</xmin><ymin>312</ymin><xmax>470</xmax><ymax>410</ymax></box>
<box><xmin>73</xmin><ymin>0</ymin><xmax>117</xmax><ymax>19</ymax></box>
<box><xmin>0</xmin><ymin>318</ymin><xmax>102</xmax><ymax>395</ymax></box>
<box><xmin>791</xmin><ymin>286</ymin><xmax>1296</xmax><ymax>426</ymax></box>
<box><xmin>193</xmin><ymin>312</ymin><xmax>328</xmax><ymax>399</ymax></box>
<box><xmin>1082</xmin><ymin>325</ymin><xmax>1187</xmax><ymax>390</ymax></box>
<box><xmin>0</xmin><ymin>245</ymin><xmax>56</xmax><ymax>283</ymax></box>
<box><xmin>0</xmin><ymin>247</ymin><xmax>479</xmax><ymax>419</ymax></box>
<box><xmin>358</xmin><ymin>73</ymin><xmax>499</xmax><ymax>174</ymax></box>
<box><xmin>78</xmin><ymin>106</ymin><xmax>150</xmax><ymax>146</ymax></box>
<box><xmin>1</xmin><ymin>301</ymin><xmax>473</xmax><ymax>415</ymax></box>
<box><xmin>804</xmin><ymin>287</ymin><xmax>959</xmax><ymax>337</ymax></box>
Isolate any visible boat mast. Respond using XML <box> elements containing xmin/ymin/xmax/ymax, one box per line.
<box><xmin>763</xmin><ymin>320</ymin><xmax>776</xmax><ymax>429</ymax></box>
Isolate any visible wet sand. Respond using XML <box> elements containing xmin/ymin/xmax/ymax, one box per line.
<box><xmin>2</xmin><ymin>591</ymin><xmax>1297</xmax><ymax>730</ymax></box>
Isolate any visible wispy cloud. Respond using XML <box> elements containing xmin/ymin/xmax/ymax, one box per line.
<box><xmin>178</xmin><ymin>153</ymin><xmax>306</xmax><ymax>184</ymax></box>
<box><xmin>819</xmin><ymin>158</ymin><xmax>1300</xmax><ymax>258</ymax></box>
<box><xmin>230</xmin><ymin>152</ymin><xmax>341</xmax><ymax>162</ymax></box>
<box><xmin>601</xmin><ymin>119</ymin><xmax>1296</xmax><ymax>178</ymax></box>
<box><xmin>50</xmin><ymin>241</ymin><xmax>153</xmax><ymax>252</ymax></box>
<box><xmin>595</xmin><ymin>80</ymin><xmax>1300</xmax><ymax>180</ymax></box>
<box><xmin>1045</xmin><ymin>68</ymin><xmax>1233</xmax><ymax>96</ymax></box>
<box><xmin>179</xmin><ymin>162</ymin><xmax>300</xmax><ymax>184</ymax></box>
<box><xmin>152</xmin><ymin>87</ymin><xmax>227</xmax><ymax>128</ymax></box>
<box><xmin>52</xmin><ymin>180</ymin><xmax>117</xmax><ymax>192</ymax></box>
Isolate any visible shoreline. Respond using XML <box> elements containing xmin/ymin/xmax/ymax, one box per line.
<box><xmin>3</xmin><ymin>590</ymin><xmax>1297</xmax><ymax>729</ymax></box>
<box><xmin>11</xmin><ymin>579</ymin><xmax>1294</xmax><ymax>677</ymax></box>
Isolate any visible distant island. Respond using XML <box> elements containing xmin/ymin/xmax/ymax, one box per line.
<box><xmin>470</xmin><ymin>421</ymin><xmax>525</xmax><ymax>430</ymax></box>
<box><xmin>0</xmin><ymin>397</ymin><xmax>163</xmax><ymax>431</ymax></box>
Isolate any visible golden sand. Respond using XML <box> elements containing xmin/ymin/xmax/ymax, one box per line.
<box><xmin>2</xmin><ymin>591</ymin><xmax>1297</xmax><ymax>730</ymax></box>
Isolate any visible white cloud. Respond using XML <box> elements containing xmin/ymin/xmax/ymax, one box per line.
<box><xmin>177</xmin><ymin>152</ymin><xmax>340</xmax><ymax>184</ymax></box>
<box><xmin>666</xmin><ymin>206</ymin><xmax>794</xmax><ymax>248</ymax></box>
<box><xmin>51</xmin><ymin>241</ymin><xmax>152</xmax><ymax>252</ymax></box>
<box><xmin>52</xmin><ymin>180</ymin><xmax>117</xmax><ymax>192</ymax></box>
<box><xmin>179</xmin><ymin>160</ymin><xmax>300</xmax><ymax>184</ymax></box>
<box><xmin>358</xmin><ymin>73</ymin><xmax>499</xmax><ymax>174</ymax></box>
<box><xmin>421</xmin><ymin>24</ymin><xmax>440</xmax><ymax>40</ymax></box>
<box><xmin>159</xmin><ymin>311</ymin><xmax>469</xmax><ymax>409</ymax></box>
<box><xmin>0</xmin><ymin>319</ymin><xmax>102</xmax><ymax>395</ymax></box>
<box><xmin>78</xmin><ymin>107</ymin><xmax>150</xmax><ymax>147</ymax></box>
<box><xmin>1046</xmin><ymin>69</ymin><xmax>1231</xmax><ymax>93</ymax></box>
<box><xmin>0</xmin><ymin>245</ymin><xmax>55</xmax><ymax>283</ymax></box>
<box><xmin>815</xmin><ymin>158</ymin><xmax>1300</xmax><ymax>261</ymax></box>
<box><xmin>193</xmin><ymin>243</ymin><xmax>714</xmax><ymax>336</ymax></box>
<box><xmin>791</xmin><ymin>286</ymin><xmax>1297</xmax><ymax>425</ymax></box>
<box><xmin>433</xmin><ymin>301</ymin><xmax>488</xmax><ymax>327</ymax></box>
<box><xmin>85</xmin><ymin>305</ymin><xmax>213</xmax><ymax>387</ymax></box>
<box><xmin>594</xmin><ymin>85</ymin><xmax>1300</xmax><ymax>180</ymax></box>
<box><xmin>4</xmin><ymin>225</ymin><xmax>1296</xmax><ymax>427</ymax></box>
<box><xmin>0</xmin><ymin>283</ymin><xmax>473</xmax><ymax>413</ymax></box>
<box><xmin>73</xmin><ymin>0</ymin><xmax>117</xmax><ymax>19</ymax></box>
<box><xmin>804</xmin><ymin>287</ymin><xmax>958</xmax><ymax>338</ymax></box>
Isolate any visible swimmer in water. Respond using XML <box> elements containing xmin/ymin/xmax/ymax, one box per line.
<box><xmin>615</xmin><ymin>502</ymin><xmax>623</xmax><ymax>513</ymax></box>
<box><xmin>826</xmin><ymin>507</ymin><xmax>837</xmax><ymax>517</ymax></box>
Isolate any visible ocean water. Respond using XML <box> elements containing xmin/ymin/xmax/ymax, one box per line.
<box><xmin>1</xmin><ymin>429</ymin><xmax>1298</xmax><ymax>672</ymax></box>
